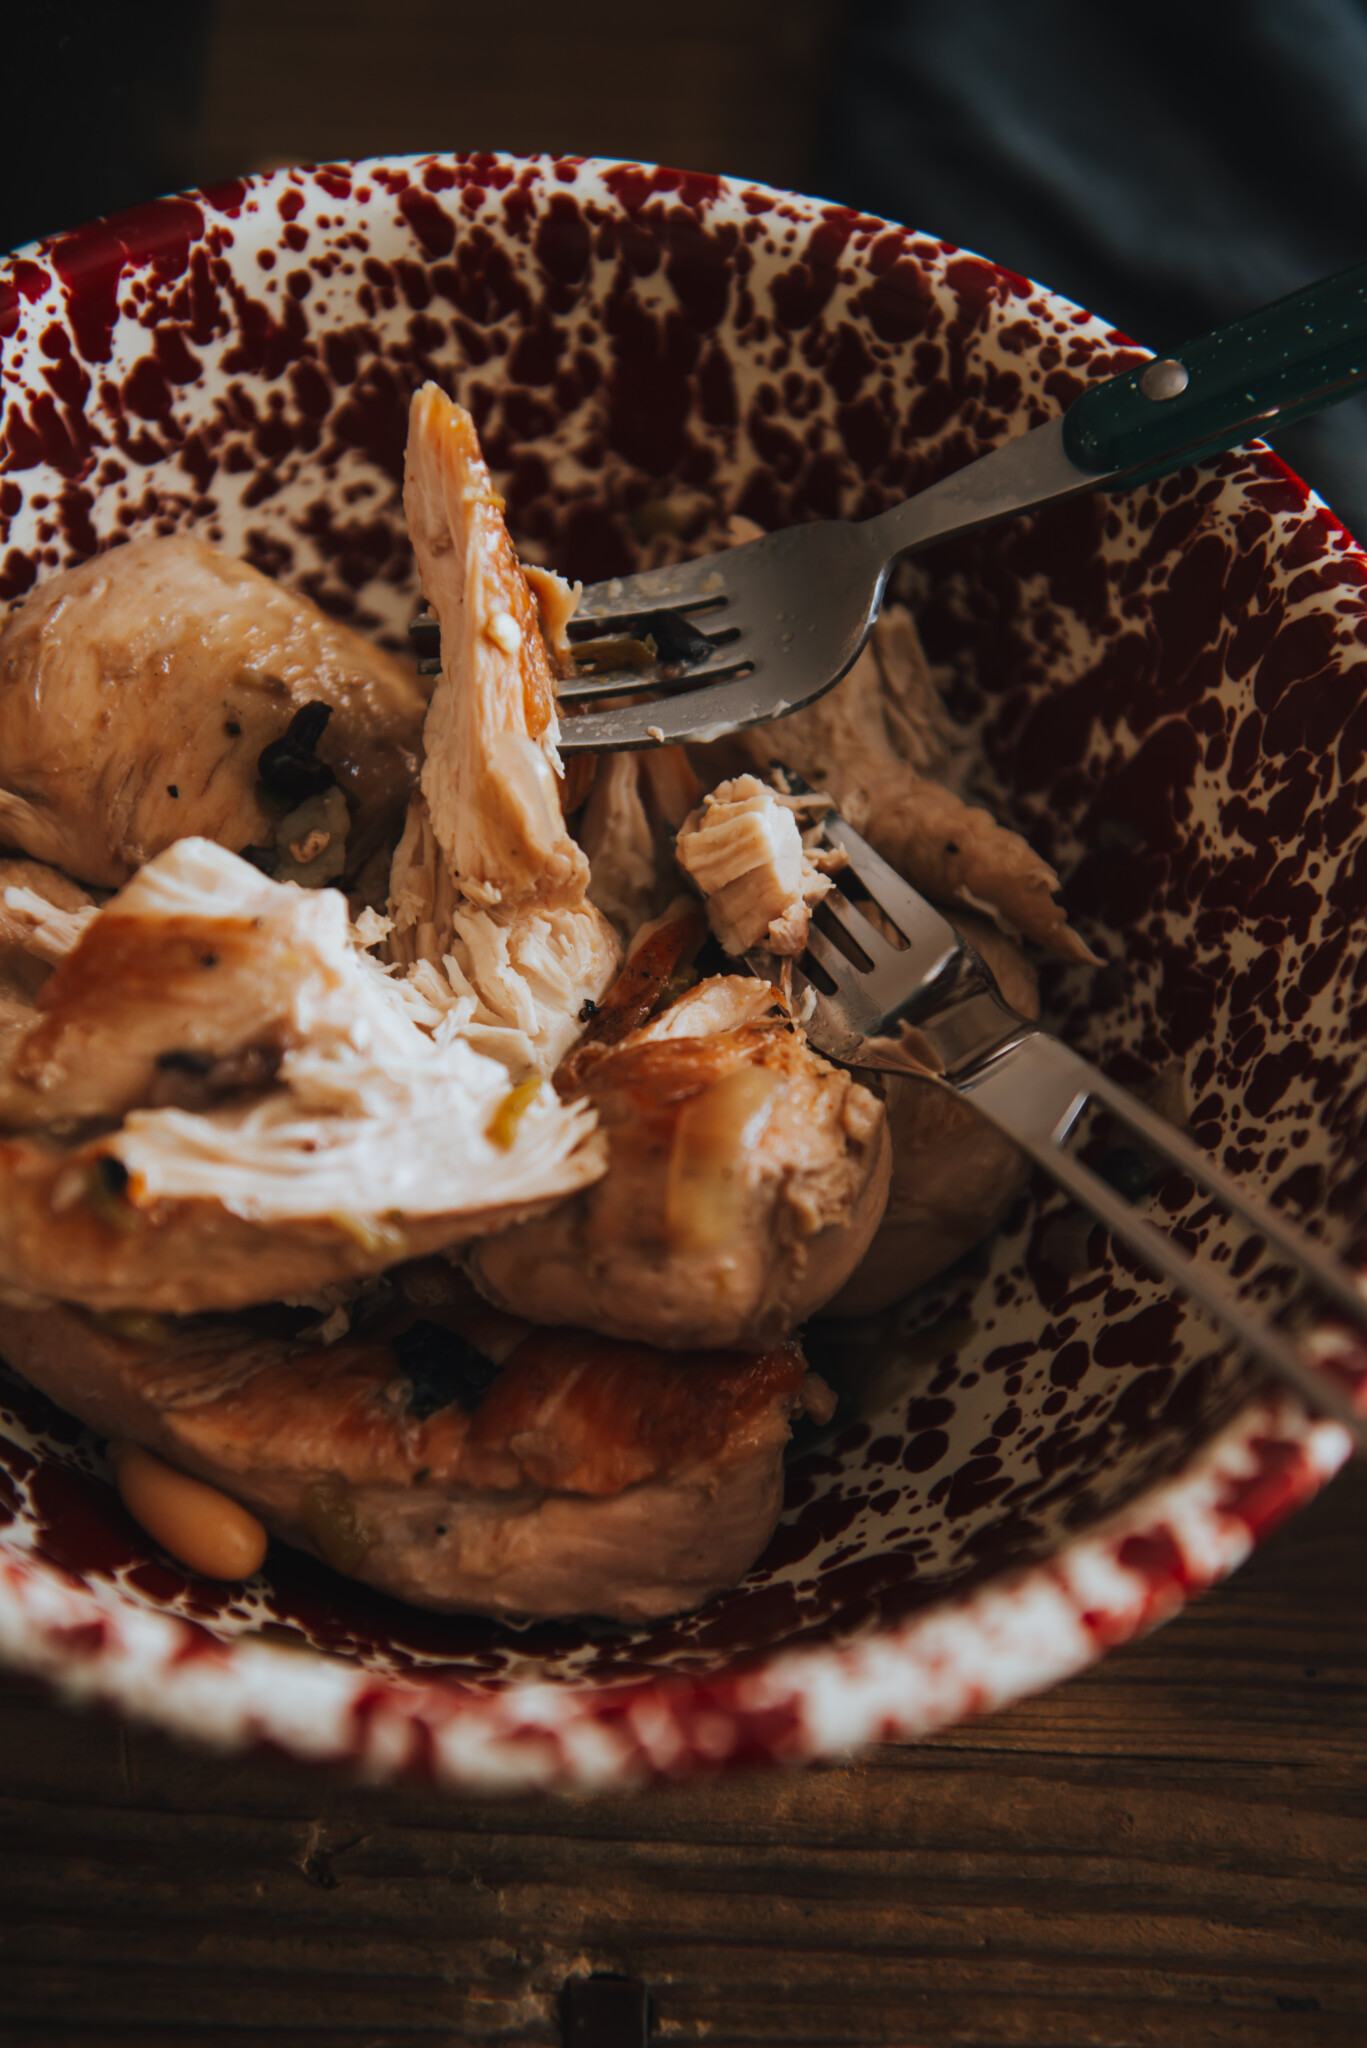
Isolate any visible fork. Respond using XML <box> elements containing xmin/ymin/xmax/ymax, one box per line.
<box><xmin>411</xmin><ymin>260</ymin><xmax>1367</xmax><ymax>751</ymax></box>
<box><xmin>752</xmin><ymin>800</ymin><xmax>1367</xmax><ymax>1448</ymax></box>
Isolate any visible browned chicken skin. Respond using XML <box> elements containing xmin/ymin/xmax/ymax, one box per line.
<box><xmin>0</xmin><ymin>535</ymin><xmax>427</xmax><ymax>890</ymax></box>
<box><xmin>0</xmin><ymin>1279</ymin><xmax>832</xmax><ymax>1621</ymax></box>
<box><xmin>470</xmin><ymin>973</ymin><xmax>891</xmax><ymax>1350</ymax></box>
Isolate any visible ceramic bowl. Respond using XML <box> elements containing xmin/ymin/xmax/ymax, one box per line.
<box><xmin>0</xmin><ymin>155</ymin><xmax>1363</xmax><ymax>1791</ymax></box>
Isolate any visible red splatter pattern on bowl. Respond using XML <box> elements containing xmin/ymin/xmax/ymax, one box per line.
<box><xmin>0</xmin><ymin>154</ymin><xmax>1363</xmax><ymax>1789</ymax></box>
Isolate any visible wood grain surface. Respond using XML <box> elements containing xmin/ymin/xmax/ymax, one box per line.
<box><xmin>0</xmin><ymin>1467</ymin><xmax>1362</xmax><ymax>2047</ymax></box>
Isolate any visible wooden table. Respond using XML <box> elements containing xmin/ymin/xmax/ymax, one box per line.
<box><xmin>1</xmin><ymin>1467</ymin><xmax>1362</xmax><ymax>2046</ymax></box>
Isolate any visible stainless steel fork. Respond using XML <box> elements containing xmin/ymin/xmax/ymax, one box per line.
<box><xmin>412</xmin><ymin>260</ymin><xmax>1367</xmax><ymax>751</ymax></box>
<box><xmin>752</xmin><ymin>805</ymin><xmax>1367</xmax><ymax>1448</ymax></box>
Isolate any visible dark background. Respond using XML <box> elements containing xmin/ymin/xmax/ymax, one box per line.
<box><xmin>5</xmin><ymin>0</ymin><xmax>1367</xmax><ymax>534</ymax></box>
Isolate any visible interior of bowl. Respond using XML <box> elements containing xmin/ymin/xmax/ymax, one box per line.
<box><xmin>0</xmin><ymin>155</ymin><xmax>1363</xmax><ymax>1741</ymax></box>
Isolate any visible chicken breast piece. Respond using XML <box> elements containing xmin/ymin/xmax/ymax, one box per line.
<box><xmin>0</xmin><ymin>839</ymin><xmax>351</xmax><ymax>1130</ymax></box>
<box><xmin>0</xmin><ymin>1282</ymin><xmax>833</xmax><ymax>1621</ymax></box>
<box><xmin>0</xmin><ymin>535</ymin><xmax>427</xmax><ymax>890</ymax></box>
<box><xmin>823</xmin><ymin>914</ymin><xmax>1039</xmax><ymax>1314</ymax></box>
<box><xmin>0</xmin><ymin>838</ymin><xmax>605</xmax><ymax>1313</ymax></box>
<box><xmin>388</xmin><ymin>386</ymin><xmax>618</xmax><ymax>1072</ymax></box>
<box><xmin>470</xmin><ymin>975</ymin><xmax>890</xmax><ymax>1350</ymax></box>
<box><xmin>711</xmin><ymin>607</ymin><xmax>1095</xmax><ymax>963</ymax></box>
<box><xmin>675</xmin><ymin>774</ymin><xmax>831</xmax><ymax>957</ymax></box>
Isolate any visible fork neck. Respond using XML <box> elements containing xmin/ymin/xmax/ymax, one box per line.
<box><xmin>910</xmin><ymin>951</ymin><xmax>1035</xmax><ymax>1083</ymax></box>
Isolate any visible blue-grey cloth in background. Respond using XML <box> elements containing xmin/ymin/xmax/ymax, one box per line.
<box><xmin>812</xmin><ymin>0</ymin><xmax>1367</xmax><ymax>540</ymax></box>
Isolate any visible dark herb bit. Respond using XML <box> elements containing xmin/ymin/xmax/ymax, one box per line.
<box><xmin>147</xmin><ymin>1043</ymin><xmax>282</xmax><ymax>1111</ymax></box>
<box><xmin>166</xmin><ymin>784</ymin><xmax>179</xmax><ymax>799</ymax></box>
<box><xmin>85</xmin><ymin>1154</ymin><xmax>141</xmax><ymax>1234</ymax></box>
<box><xmin>199</xmin><ymin>952</ymin><xmax>219</xmax><ymax>969</ymax></box>
<box><xmin>392</xmin><ymin>1319</ymin><xmax>501</xmax><ymax>1419</ymax></box>
<box><xmin>257</xmin><ymin>700</ymin><xmax>337</xmax><ymax>800</ymax></box>
<box><xmin>156</xmin><ymin>1049</ymin><xmax>212</xmax><ymax>1077</ymax></box>
<box><xmin>578</xmin><ymin>998</ymin><xmax>598</xmax><ymax>1023</ymax></box>
<box><xmin>224</xmin><ymin>719</ymin><xmax>242</xmax><ymax>736</ymax></box>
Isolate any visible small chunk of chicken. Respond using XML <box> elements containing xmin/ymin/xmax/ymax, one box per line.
<box><xmin>0</xmin><ymin>535</ymin><xmax>427</xmax><ymax>889</ymax></box>
<box><xmin>713</xmin><ymin>607</ymin><xmax>1095</xmax><ymax>962</ymax></box>
<box><xmin>0</xmin><ymin>839</ymin><xmax>605</xmax><ymax>1313</ymax></box>
<box><xmin>388</xmin><ymin>387</ymin><xmax>618</xmax><ymax>1072</ymax></box>
<box><xmin>470</xmin><ymin>975</ymin><xmax>890</xmax><ymax>1350</ymax></box>
<box><xmin>0</xmin><ymin>1280</ymin><xmax>833</xmax><ymax>1621</ymax></box>
<box><xmin>676</xmin><ymin>774</ymin><xmax>831</xmax><ymax>957</ymax></box>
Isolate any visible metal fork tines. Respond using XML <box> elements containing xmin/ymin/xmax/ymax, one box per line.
<box><xmin>757</xmin><ymin>809</ymin><xmax>1367</xmax><ymax>1449</ymax></box>
<box><xmin>406</xmin><ymin>514</ymin><xmax>892</xmax><ymax>751</ymax></box>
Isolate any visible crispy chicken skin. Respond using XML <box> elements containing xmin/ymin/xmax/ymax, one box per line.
<box><xmin>0</xmin><ymin>535</ymin><xmax>427</xmax><ymax>889</ymax></box>
<box><xmin>470</xmin><ymin>975</ymin><xmax>891</xmax><ymax>1350</ymax></box>
<box><xmin>824</xmin><ymin>914</ymin><xmax>1039</xmax><ymax>1315</ymax></box>
<box><xmin>0</xmin><ymin>1283</ymin><xmax>833</xmax><ymax>1620</ymax></box>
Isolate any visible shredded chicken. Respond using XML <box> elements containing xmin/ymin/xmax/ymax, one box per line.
<box><xmin>580</xmin><ymin>754</ymin><xmax>660</xmax><ymax>943</ymax></box>
<box><xmin>0</xmin><ymin>535</ymin><xmax>427</xmax><ymax>891</ymax></box>
<box><xmin>676</xmin><ymin>773</ymin><xmax>832</xmax><ymax>956</ymax></box>
<box><xmin>0</xmin><ymin>839</ymin><xmax>604</xmax><ymax>1313</ymax></box>
<box><xmin>387</xmin><ymin>386</ymin><xmax>619</xmax><ymax>1071</ymax></box>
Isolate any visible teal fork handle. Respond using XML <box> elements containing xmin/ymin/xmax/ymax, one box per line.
<box><xmin>1063</xmin><ymin>258</ymin><xmax>1367</xmax><ymax>488</ymax></box>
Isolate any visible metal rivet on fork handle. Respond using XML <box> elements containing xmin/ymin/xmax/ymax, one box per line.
<box><xmin>1139</xmin><ymin>358</ymin><xmax>1191</xmax><ymax>402</ymax></box>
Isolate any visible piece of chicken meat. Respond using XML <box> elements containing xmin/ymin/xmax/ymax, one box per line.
<box><xmin>387</xmin><ymin>386</ymin><xmax>618</xmax><ymax>1074</ymax></box>
<box><xmin>0</xmin><ymin>1270</ymin><xmax>834</xmax><ymax>1621</ymax></box>
<box><xmin>0</xmin><ymin>838</ymin><xmax>605</xmax><ymax>1314</ymax></box>
<box><xmin>469</xmin><ymin>951</ymin><xmax>891</xmax><ymax>1351</ymax></box>
<box><xmin>0</xmin><ymin>534</ymin><xmax>428</xmax><ymax>892</ymax></box>
<box><xmin>702</xmin><ymin>605</ymin><xmax>1096</xmax><ymax>963</ymax></box>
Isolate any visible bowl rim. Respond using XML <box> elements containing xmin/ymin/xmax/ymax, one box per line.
<box><xmin>0</xmin><ymin>151</ymin><xmax>1359</xmax><ymax>1792</ymax></box>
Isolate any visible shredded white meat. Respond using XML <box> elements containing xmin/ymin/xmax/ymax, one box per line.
<box><xmin>675</xmin><ymin>774</ymin><xmax>831</xmax><ymax>956</ymax></box>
